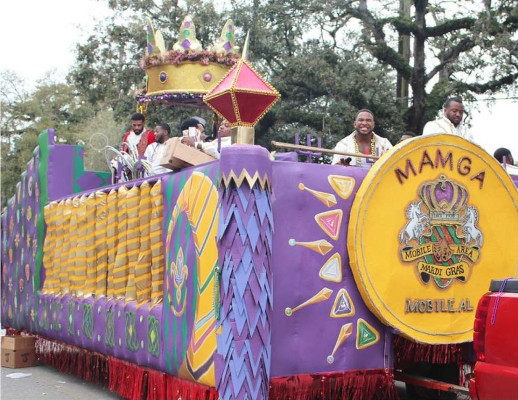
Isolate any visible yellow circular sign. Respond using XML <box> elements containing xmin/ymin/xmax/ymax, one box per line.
<box><xmin>348</xmin><ymin>134</ymin><xmax>518</xmax><ymax>344</ymax></box>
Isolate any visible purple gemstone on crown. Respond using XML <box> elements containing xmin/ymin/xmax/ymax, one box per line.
<box><xmin>182</xmin><ymin>39</ymin><xmax>191</xmax><ymax>49</ymax></box>
<box><xmin>228</xmin><ymin>25</ymin><xmax>233</xmax><ymax>30</ymax></box>
<box><xmin>159</xmin><ymin>72</ymin><xmax>167</xmax><ymax>82</ymax></box>
<box><xmin>223</xmin><ymin>42</ymin><xmax>232</xmax><ymax>52</ymax></box>
<box><xmin>434</xmin><ymin>181</ymin><xmax>454</xmax><ymax>205</ymax></box>
<box><xmin>147</xmin><ymin>44</ymin><xmax>153</xmax><ymax>53</ymax></box>
<box><xmin>185</xmin><ymin>22</ymin><xmax>191</xmax><ymax>28</ymax></box>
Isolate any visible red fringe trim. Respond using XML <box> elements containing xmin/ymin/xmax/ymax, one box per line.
<box><xmin>269</xmin><ymin>369</ymin><xmax>398</xmax><ymax>400</ymax></box>
<box><xmin>35</xmin><ymin>336</ymin><xmax>109</xmax><ymax>386</ymax></box>
<box><xmin>108</xmin><ymin>357</ymin><xmax>146</xmax><ymax>400</ymax></box>
<box><xmin>32</xmin><ymin>334</ymin><xmax>217</xmax><ymax>400</ymax></box>
<box><xmin>32</xmin><ymin>334</ymin><xmax>397</xmax><ymax>400</ymax></box>
<box><xmin>394</xmin><ymin>335</ymin><xmax>464</xmax><ymax>364</ymax></box>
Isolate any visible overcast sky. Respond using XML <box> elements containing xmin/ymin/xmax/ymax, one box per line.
<box><xmin>2</xmin><ymin>0</ymin><xmax>518</xmax><ymax>160</ymax></box>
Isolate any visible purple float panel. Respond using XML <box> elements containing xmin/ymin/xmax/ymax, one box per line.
<box><xmin>112</xmin><ymin>299</ymin><xmax>127</xmax><ymax>360</ymax></box>
<box><xmin>92</xmin><ymin>297</ymin><xmax>109</xmax><ymax>356</ymax></box>
<box><xmin>44</xmin><ymin>131</ymin><xmax>110</xmax><ymax>201</ymax></box>
<box><xmin>147</xmin><ymin>304</ymin><xmax>166</xmax><ymax>372</ymax></box>
<box><xmin>71</xmin><ymin>295</ymin><xmax>84</xmax><ymax>347</ymax></box>
<box><xmin>45</xmin><ymin>133</ymin><xmax>77</xmax><ymax>201</ymax></box>
<box><xmin>104</xmin><ymin>298</ymin><xmax>117</xmax><ymax>358</ymax></box>
<box><xmin>269</xmin><ymin>161</ymin><xmax>392</xmax><ymax>377</ymax></box>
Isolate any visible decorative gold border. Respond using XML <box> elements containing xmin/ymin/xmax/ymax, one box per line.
<box><xmin>221</xmin><ymin>169</ymin><xmax>271</xmax><ymax>192</ymax></box>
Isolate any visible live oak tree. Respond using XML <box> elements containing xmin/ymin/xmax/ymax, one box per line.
<box><xmin>69</xmin><ymin>0</ymin><xmax>403</xmax><ymax>151</ymax></box>
<box><xmin>298</xmin><ymin>0</ymin><xmax>518</xmax><ymax>133</ymax></box>
<box><xmin>3</xmin><ymin>0</ymin><xmax>518</xmax><ymax>200</ymax></box>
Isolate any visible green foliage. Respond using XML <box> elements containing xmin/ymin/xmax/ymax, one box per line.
<box><xmin>2</xmin><ymin>0</ymin><xmax>518</xmax><ymax>207</ymax></box>
<box><xmin>0</xmin><ymin>71</ymin><xmax>123</xmax><ymax>206</ymax></box>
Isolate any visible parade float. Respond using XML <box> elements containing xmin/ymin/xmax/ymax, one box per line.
<box><xmin>2</xmin><ymin>15</ymin><xmax>518</xmax><ymax>400</ymax></box>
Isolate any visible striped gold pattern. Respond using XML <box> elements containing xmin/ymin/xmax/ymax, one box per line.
<box><xmin>41</xmin><ymin>182</ymin><xmax>164</xmax><ymax>304</ymax></box>
<box><xmin>150</xmin><ymin>180</ymin><xmax>164</xmax><ymax>305</ymax></box>
<box><xmin>95</xmin><ymin>191</ymin><xmax>108</xmax><ymax>296</ymax></box>
<box><xmin>42</xmin><ymin>201</ymin><xmax>58</xmax><ymax>293</ymax></box>
<box><xmin>136</xmin><ymin>181</ymin><xmax>152</xmax><ymax>304</ymax></box>
<box><xmin>113</xmin><ymin>186</ymin><xmax>129</xmax><ymax>298</ymax></box>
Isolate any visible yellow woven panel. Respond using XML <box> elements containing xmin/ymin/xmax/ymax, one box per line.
<box><xmin>150</xmin><ymin>180</ymin><xmax>164</xmax><ymax>305</ymax></box>
<box><xmin>106</xmin><ymin>188</ymin><xmax>118</xmax><ymax>298</ymax></box>
<box><xmin>136</xmin><ymin>181</ymin><xmax>152</xmax><ymax>304</ymax></box>
<box><xmin>84</xmin><ymin>193</ymin><xmax>97</xmax><ymax>296</ymax></box>
<box><xmin>72</xmin><ymin>195</ymin><xmax>88</xmax><ymax>296</ymax></box>
<box><xmin>125</xmin><ymin>184</ymin><xmax>140</xmax><ymax>301</ymax></box>
<box><xmin>59</xmin><ymin>198</ymin><xmax>73</xmax><ymax>294</ymax></box>
<box><xmin>113</xmin><ymin>186</ymin><xmax>129</xmax><ymax>298</ymax></box>
<box><xmin>40</xmin><ymin>180</ymin><xmax>163</xmax><ymax>305</ymax></box>
<box><xmin>67</xmin><ymin>197</ymin><xmax>81</xmax><ymax>295</ymax></box>
<box><xmin>95</xmin><ymin>191</ymin><xmax>108</xmax><ymax>296</ymax></box>
<box><xmin>42</xmin><ymin>201</ymin><xmax>58</xmax><ymax>293</ymax></box>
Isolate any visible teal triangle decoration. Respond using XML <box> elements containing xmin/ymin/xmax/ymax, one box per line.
<box><xmin>357</xmin><ymin>318</ymin><xmax>379</xmax><ymax>349</ymax></box>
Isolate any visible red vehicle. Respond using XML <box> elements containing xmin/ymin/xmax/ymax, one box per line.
<box><xmin>470</xmin><ymin>278</ymin><xmax>518</xmax><ymax>400</ymax></box>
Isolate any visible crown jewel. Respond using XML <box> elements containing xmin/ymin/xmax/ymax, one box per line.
<box><xmin>419</xmin><ymin>175</ymin><xmax>468</xmax><ymax>225</ymax></box>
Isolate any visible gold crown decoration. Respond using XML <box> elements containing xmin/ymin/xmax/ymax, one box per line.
<box><xmin>137</xmin><ymin>15</ymin><xmax>241</xmax><ymax>109</ymax></box>
<box><xmin>419</xmin><ymin>175</ymin><xmax>468</xmax><ymax>225</ymax></box>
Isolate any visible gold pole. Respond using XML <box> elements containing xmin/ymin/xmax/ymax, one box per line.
<box><xmin>271</xmin><ymin>141</ymin><xmax>379</xmax><ymax>160</ymax></box>
<box><xmin>234</xmin><ymin>126</ymin><xmax>255</xmax><ymax>145</ymax></box>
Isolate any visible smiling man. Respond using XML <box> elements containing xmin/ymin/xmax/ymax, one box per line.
<box><xmin>332</xmin><ymin>109</ymin><xmax>393</xmax><ymax>167</ymax></box>
<box><xmin>423</xmin><ymin>97</ymin><xmax>473</xmax><ymax>141</ymax></box>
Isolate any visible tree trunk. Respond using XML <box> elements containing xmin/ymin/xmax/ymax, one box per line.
<box><xmin>409</xmin><ymin>0</ymin><xmax>428</xmax><ymax>134</ymax></box>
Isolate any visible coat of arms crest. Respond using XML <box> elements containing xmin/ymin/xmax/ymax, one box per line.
<box><xmin>399</xmin><ymin>174</ymin><xmax>483</xmax><ymax>289</ymax></box>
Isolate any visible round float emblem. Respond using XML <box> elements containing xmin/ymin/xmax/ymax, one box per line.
<box><xmin>348</xmin><ymin>134</ymin><xmax>518</xmax><ymax>343</ymax></box>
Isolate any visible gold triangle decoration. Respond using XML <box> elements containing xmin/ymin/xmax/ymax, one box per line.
<box><xmin>288</xmin><ymin>238</ymin><xmax>333</xmax><ymax>255</ymax></box>
<box><xmin>327</xmin><ymin>323</ymin><xmax>353</xmax><ymax>364</ymax></box>
<box><xmin>356</xmin><ymin>318</ymin><xmax>380</xmax><ymax>350</ymax></box>
<box><xmin>330</xmin><ymin>288</ymin><xmax>355</xmax><ymax>318</ymax></box>
<box><xmin>285</xmin><ymin>288</ymin><xmax>333</xmax><ymax>316</ymax></box>
<box><xmin>328</xmin><ymin>175</ymin><xmax>356</xmax><ymax>199</ymax></box>
<box><xmin>298</xmin><ymin>183</ymin><xmax>337</xmax><ymax>207</ymax></box>
<box><xmin>315</xmin><ymin>209</ymin><xmax>343</xmax><ymax>240</ymax></box>
<box><xmin>319</xmin><ymin>253</ymin><xmax>342</xmax><ymax>283</ymax></box>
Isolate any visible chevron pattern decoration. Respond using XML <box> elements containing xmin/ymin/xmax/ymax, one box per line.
<box><xmin>215</xmin><ymin>175</ymin><xmax>274</xmax><ymax>400</ymax></box>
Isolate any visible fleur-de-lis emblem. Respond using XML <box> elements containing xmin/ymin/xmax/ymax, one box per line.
<box><xmin>171</xmin><ymin>248</ymin><xmax>188</xmax><ymax>316</ymax></box>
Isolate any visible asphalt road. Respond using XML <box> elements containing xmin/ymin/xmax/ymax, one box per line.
<box><xmin>1</xmin><ymin>362</ymin><xmax>121</xmax><ymax>400</ymax></box>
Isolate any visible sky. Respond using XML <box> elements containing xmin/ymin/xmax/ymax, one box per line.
<box><xmin>2</xmin><ymin>0</ymin><xmax>518</xmax><ymax>160</ymax></box>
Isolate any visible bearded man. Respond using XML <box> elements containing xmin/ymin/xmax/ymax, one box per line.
<box><xmin>332</xmin><ymin>109</ymin><xmax>393</xmax><ymax>167</ymax></box>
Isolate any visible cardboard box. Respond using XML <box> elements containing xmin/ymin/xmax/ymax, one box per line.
<box><xmin>160</xmin><ymin>137</ymin><xmax>216</xmax><ymax>170</ymax></box>
<box><xmin>1</xmin><ymin>335</ymin><xmax>36</xmax><ymax>368</ymax></box>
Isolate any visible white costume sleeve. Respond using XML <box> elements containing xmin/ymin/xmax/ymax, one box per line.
<box><xmin>143</xmin><ymin>144</ymin><xmax>154</xmax><ymax>161</ymax></box>
<box><xmin>332</xmin><ymin>141</ymin><xmax>348</xmax><ymax>164</ymax></box>
<box><xmin>422</xmin><ymin>121</ymin><xmax>442</xmax><ymax>136</ymax></box>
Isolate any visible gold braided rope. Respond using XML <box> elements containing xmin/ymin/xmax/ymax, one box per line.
<box><xmin>353</xmin><ymin>134</ymin><xmax>376</xmax><ymax>166</ymax></box>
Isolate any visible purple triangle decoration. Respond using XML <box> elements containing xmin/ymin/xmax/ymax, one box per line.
<box><xmin>241</xmin><ymin>246</ymin><xmax>253</xmax><ymax>275</ymax></box>
<box><xmin>234</xmin><ymin>261</ymin><xmax>252</xmax><ymax>298</ymax></box>
<box><xmin>236</xmin><ymin>186</ymin><xmax>252</xmax><ymax>211</ymax></box>
<box><xmin>246</xmin><ymin>212</ymin><xmax>261</xmax><ymax>250</ymax></box>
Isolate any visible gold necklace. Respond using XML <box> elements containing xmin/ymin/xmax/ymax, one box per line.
<box><xmin>353</xmin><ymin>135</ymin><xmax>376</xmax><ymax>166</ymax></box>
